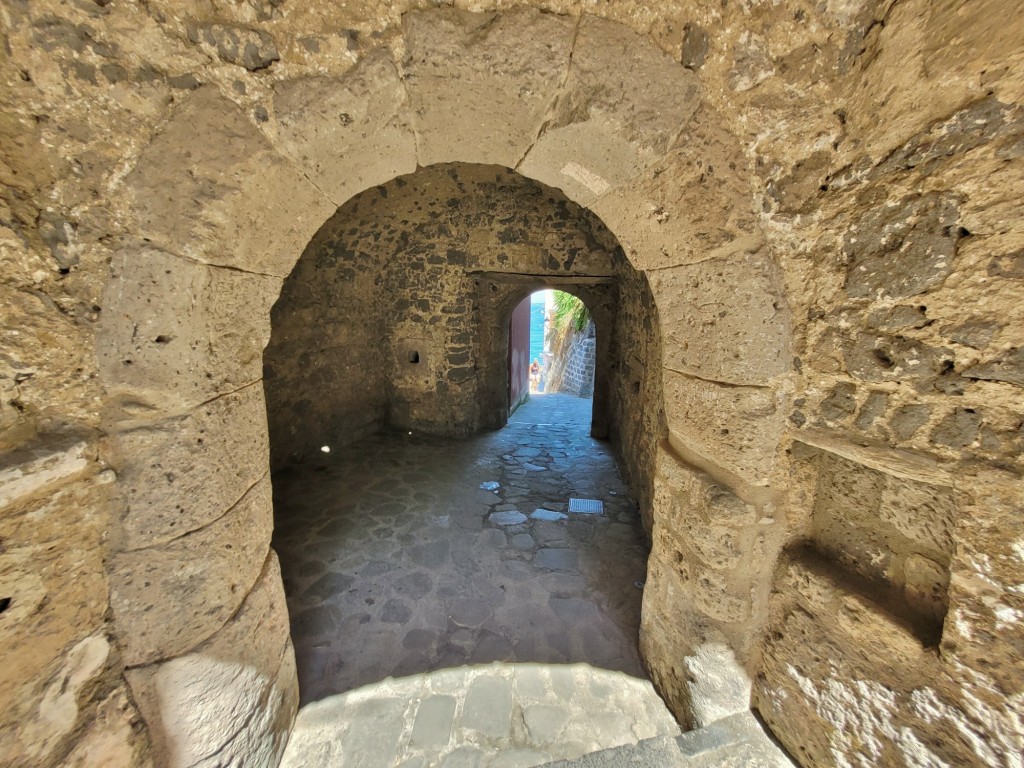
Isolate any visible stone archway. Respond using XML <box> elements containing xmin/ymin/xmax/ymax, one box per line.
<box><xmin>473</xmin><ymin>275</ymin><xmax>618</xmax><ymax>439</ymax></box>
<box><xmin>97</xmin><ymin>7</ymin><xmax>789</xmax><ymax>764</ymax></box>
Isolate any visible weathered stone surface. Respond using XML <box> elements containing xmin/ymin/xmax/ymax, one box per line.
<box><xmin>843</xmin><ymin>193</ymin><xmax>964</xmax><ymax>300</ymax></box>
<box><xmin>941</xmin><ymin>320</ymin><xmax>999</xmax><ymax>349</ymax></box>
<box><xmin>186</xmin><ymin>22</ymin><xmax>280</xmax><ymax>71</ymax></box>
<box><xmin>272</xmin><ymin>50</ymin><xmax>417</xmax><ymax>206</ymax></box>
<box><xmin>841</xmin><ymin>332</ymin><xmax>957</xmax><ymax>390</ymax></box>
<box><xmin>110</xmin><ymin>475</ymin><xmax>274</xmax><ymax>666</ymax></box>
<box><xmin>756</xmin><ymin>550</ymin><xmax>1023</xmax><ymax>768</ymax></box>
<box><xmin>640</xmin><ymin>445</ymin><xmax>779</xmax><ymax>729</ymax></box>
<box><xmin>854</xmin><ymin>390</ymin><xmax>889</xmax><ymax>430</ymax></box>
<box><xmin>943</xmin><ymin>468</ymin><xmax>1024</xmax><ymax>724</ymax></box>
<box><xmin>903</xmin><ymin>553</ymin><xmax>949</xmax><ymax>623</ymax></box>
<box><xmin>461</xmin><ymin>675</ymin><xmax>513</xmax><ymax>738</ymax></box>
<box><xmin>651</xmin><ymin>251</ymin><xmax>789</xmax><ymax>385</ymax></box>
<box><xmin>930</xmin><ymin>407</ymin><xmax>983</xmax><ymax>449</ymax></box>
<box><xmin>61</xmin><ymin>686</ymin><xmax>148</xmax><ymax>768</ymax></box>
<box><xmin>7</xmin><ymin>634</ymin><xmax>112</xmax><ymax>764</ymax></box>
<box><xmin>534</xmin><ymin>548</ymin><xmax>579</xmax><ymax>572</ymax></box>
<box><xmin>520</xmin><ymin>15</ymin><xmax>701</xmax><ymax>205</ymax></box>
<box><xmin>807</xmin><ymin>447</ymin><xmax>955</xmax><ymax>628</ymax></box>
<box><xmin>0</xmin><ymin>433</ymin><xmax>89</xmax><ymax>509</ymax></box>
<box><xmin>879</xmin><ymin>476</ymin><xmax>956</xmax><ymax>560</ymax></box>
<box><xmin>819</xmin><ymin>381</ymin><xmax>857</xmax><ymax>422</ymax></box>
<box><xmin>641</xmin><ymin>551</ymin><xmax>726</xmax><ymax>729</ymax></box>
<box><xmin>0</xmin><ymin>285</ymin><xmax>100</xmax><ymax>442</ymax></box>
<box><xmin>126</xmin><ymin>87</ymin><xmax>335</xmax><ymax>277</ymax></box>
<box><xmin>0</xmin><ymin>467</ymin><xmax>121</xmax><ymax>767</ymax></box>
<box><xmin>756</xmin><ymin>558</ymin><xmax>937</xmax><ymax>765</ymax></box>
<box><xmin>403</xmin><ymin>7</ymin><xmax>573</xmax><ymax>168</ymax></box>
<box><xmin>681</xmin><ymin>23</ymin><xmax>710</xmax><ymax>70</ymax></box>
<box><xmin>283</xmin><ymin>664</ymin><xmax>680</xmax><ymax>766</ymax></box>
<box><xmin>866</xmin><ymin>304</ymin><xmax>930</xmax><ymax>331</ymax></box>
<box><xmin>107</xmin><ymin>382</ymin><xmax>270</xmax><ymax>550</ymax></box>
<box><xmin>591</xmin><ymin>107</ymin><xmax>761</xmax><ymax>272</ymax></box>
<box><xmin>490</xmin><ymin>510</ymin><xmax>527</xmax><ymax>526</ymax></box>
<box><xmin>728</xmin><ymin>33</ymin><xmax>774</xmax><ymax>93</ymax></box>
<box><xmin>890</xmin><ymin>404</ymin><xmax>931</xmax><ymax>441</ymax></box>
<box><xmin>98</xmin><ymin>247</ymin><xmax>280</xmax><ymax>410</ymax></box>
<box><xmin>663</xmin><ymin>371</ymin><xmax>788</xmax><ymax>486</ymax></box>
<box><xmin>411</xmin><ymin>695</ymin><xmax>456</xmax><ymax>749</ymax></box>
<box><xmin>126</xmin><ymin>551</ymin><xmax>297</xmax><ymax>768</ymax></box>
<box><xmin>681</xmin><ymin>644</ymin><xmax>753</xmax><ymax>728</ymax></box>
<box><xmin>962</xmin><ymin>346</ymin><xmax>1024</xmax><ymax>387</ymax></box>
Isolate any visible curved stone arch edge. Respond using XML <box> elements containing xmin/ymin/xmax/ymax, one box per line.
<box><xmin>97</xmin><ymin>9</ymin><xmax>789</xmax><ymax>762</ymax></box>
<box><xmin>471</xmin><ymin>273</ymin><xmax>621</xmax><ymax>438</ymax></box>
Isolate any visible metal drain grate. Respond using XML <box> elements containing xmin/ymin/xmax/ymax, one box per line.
<box><xmin>568</xmin><ymin>498</ymin><xmax>604</xmax><ymax>515</ymax></box>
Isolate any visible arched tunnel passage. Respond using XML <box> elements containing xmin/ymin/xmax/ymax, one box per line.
<box><xmin>263</xmin><ymin>163</ymin><xmax>665</xmax><ymax>703</ymax></box>
<box><xmin>506</xmin><ymin>289</ymin><xmax>600</xmax><ymax>419</ymax></box>
<box><xmin>479</xmin><ymin>278</ymin><xmax>616</xmax><ymax>439</ymax></box>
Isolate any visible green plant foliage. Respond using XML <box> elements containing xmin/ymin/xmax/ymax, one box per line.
<box><xmin>551</xmin><ymin>290</ymin><xmax>590</xmax><ymax>333</ymax></box>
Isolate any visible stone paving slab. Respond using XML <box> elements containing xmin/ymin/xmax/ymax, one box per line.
<box><xmin>281</xmin><ymin>663</ymin><xmax>681</xmax><ymax>768</ymax></box>
<box><xmin>272</xmin><ymin>394</ymin><xmax>648</xmax><ymax>704</ymax></box>
<box><xmin>543</xmin><ymin>712</ymin><xmax>795</xmax><ymax>768</ymax></box>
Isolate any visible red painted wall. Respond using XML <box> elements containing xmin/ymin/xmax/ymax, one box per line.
<box><xmin>508</xmin><ymin>297</ymin><xmax>531</xmax><ymax>414</ymax></box>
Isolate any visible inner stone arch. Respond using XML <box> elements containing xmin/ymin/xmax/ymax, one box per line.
<box><xmin>263</xmin><ymin>162</ymin><xmax>664</xmax><ymax>702</ymax></box>
<box><xmin>262</xmin><ymin>163</ymin><xmax>652</xmax><ymax>463</ymax></box>
<box><xmin>93</xmin><ymin>7</ymin><xmax>785</xmax><ymax>764</ymax></box>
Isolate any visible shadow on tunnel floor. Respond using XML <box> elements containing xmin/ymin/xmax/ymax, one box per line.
<box><xmin>270</xmin><ymin>394</ymin><xmax>651</xmax><ymax>705</ymax></box>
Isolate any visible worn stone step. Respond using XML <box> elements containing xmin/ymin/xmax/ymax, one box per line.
<box><xmin>542</xmin><ymin>712</ymin><xmax>795</xmax><ymax>768</ymax></box>
<box><xmin>540</xmin><ymin>735</ymin><xmax>688</xmax><ymax>767</ymax></box>
<box><xmin>281</xmin><ymin>662</ymin><xmax>682</xmax><ymax>768</ymax></box>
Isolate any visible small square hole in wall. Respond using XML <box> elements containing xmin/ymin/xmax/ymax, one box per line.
<box><xmin>408</xmin><ymin>350</ymin><xmax>420</xmax><ymax>364</ymax></box>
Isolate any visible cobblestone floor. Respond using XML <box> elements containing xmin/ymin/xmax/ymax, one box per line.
<box><xmin>272</xmin><ymin>394</ymin><xmax>650</xmax><ymax>705</ymax></box>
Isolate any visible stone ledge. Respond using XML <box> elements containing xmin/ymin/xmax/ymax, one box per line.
<box><xmin>0</xmin><ymin>432</ymin><xmax>94</xmax><ymax>510</ymax></box>
<box><xmin>794</xmin><ymin>428</ymin><xmax>954</xmax><ymax>486</ymax></box>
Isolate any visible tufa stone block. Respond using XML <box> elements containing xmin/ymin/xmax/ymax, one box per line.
<box><xmin>403</xmin><ymin>7</ymin><xmax>573</xmax><ymax>168</ymax></box>
<box><xmin>110</xmin><ymin>476</ymin><xmax>273</xmax><ymax>666</ymax></box>
<box><xmin>272</xmin><ymin>50</ymin><xmax>418</xmax><ymax>206</ymax></box>
<box><xmin>519</xmin><ymin>15</ymin><xmax>701</xmax><ymax>206</ymax></box>
<box><xmin>126</xmin><ymin>87</ymin><xmax>335</xmax><ymax>277</ymax></box>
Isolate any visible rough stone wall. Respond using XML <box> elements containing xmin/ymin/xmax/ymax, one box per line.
<box><xmin>0</xmin><ymin>0</ymin><xmax>1021</xmax><ymax>766</ymax></box>
<box><xmin>739</xmin><ymin>0</ymin><xmax>1024</xmax><ymax>759</ymax></box>
<box><xmin>263</xmin><ymin>214</ymin><xmax>389</xmax><ymax>467</ymax></box>
<box><xmin>547</xmin><ymin>320</ymin><xmax>596</xmax><ymax>398</ymax></box>
<box><xmin>0</xmin><ymin>438</ymin><xmax>150</xmax><ymax>767</ymax></box>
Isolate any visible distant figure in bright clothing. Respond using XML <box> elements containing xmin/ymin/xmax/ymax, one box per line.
<box><xmin>529</xmin><ymin>359</ymin><xmax>541</xmax><ymax>392</ymax></box>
